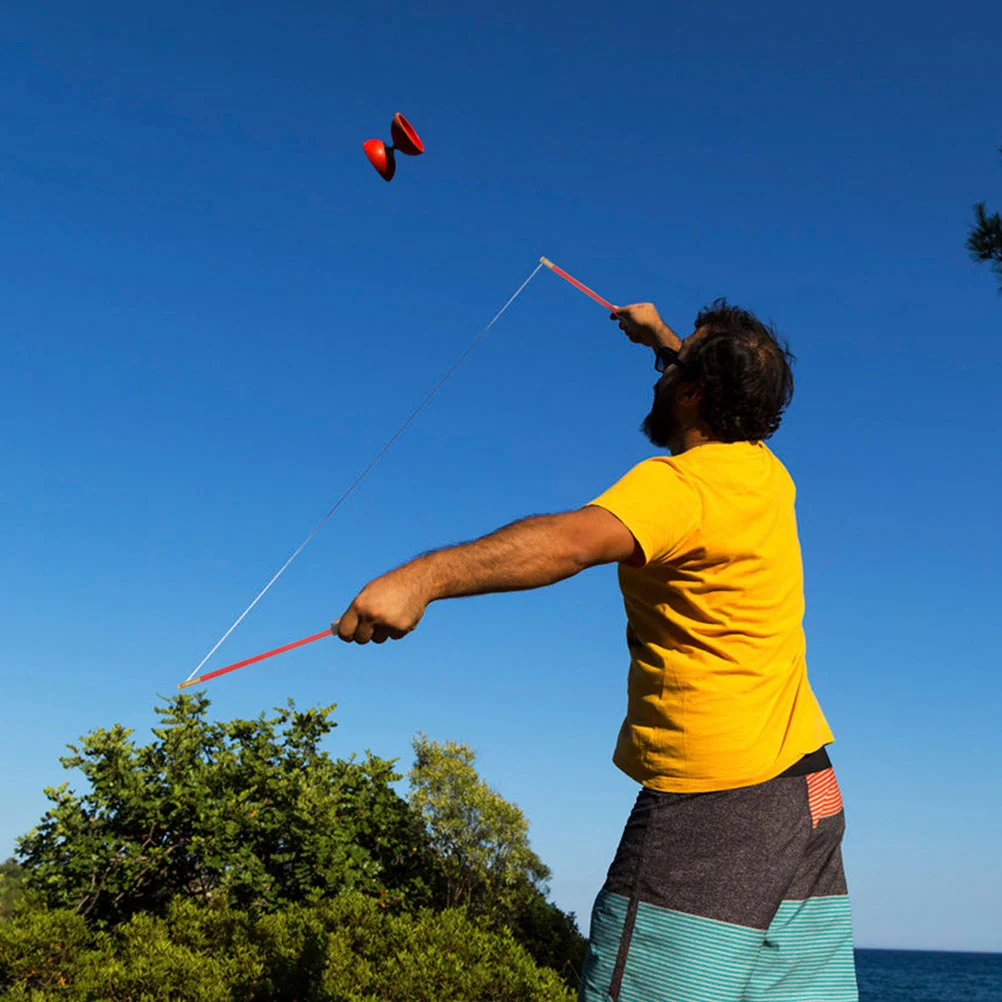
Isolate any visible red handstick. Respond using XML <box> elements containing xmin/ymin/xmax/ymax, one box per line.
<box><xmin>540</xmin><ymin>257</ymin><xmax>617</xmax><ymax>312</ymax></box>
<box><xmin>178</xmin><ymin>628</ymin><xmax>334</xmax><ymax>689</ymax></box>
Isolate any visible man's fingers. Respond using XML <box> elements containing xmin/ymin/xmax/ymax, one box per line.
<box><xmin>366</xmin><ymin>624</ymin><xmax>411</xmax><ymax>645</ymax></box>
<box><xmin>335</xmin><ymin>577</ymin><xmax>424</xmax><ymax>646</ymax></box>
<box><xmin>336</xmin><ymin>611</ymin><xmax>389</xmax><ymax>645</ymax></box>
<box><xmin>336</xmin><ymin>608</ymin><xmax>358</xmax><ymax>642</ymax></box>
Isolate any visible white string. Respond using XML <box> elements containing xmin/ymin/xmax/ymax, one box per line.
<box><xmin>185</xmin><ymin>261</ymin><xmax>544</xmax><ymax>681</ymax></box>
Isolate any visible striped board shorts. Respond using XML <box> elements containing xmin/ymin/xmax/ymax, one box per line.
<box><xmin>579</xmin><ymin>754</ymin><xmax>857</xmax><ymax>1002</ymax></box>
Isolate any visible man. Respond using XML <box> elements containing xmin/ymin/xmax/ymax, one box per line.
<box><xmin>336</xmin><ymin>300</ymin><xmax>858</xmax><ymax>1002</ymax></box>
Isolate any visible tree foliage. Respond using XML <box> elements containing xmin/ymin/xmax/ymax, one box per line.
<box><xmin>3</xmin><ymin>696</ymin><xmax>585</xmax><ymax>997</ymax></box>
<box><xmin>967</xmin><ymin>145</ymin><xmax>1002</xmax><ymax>290</ymax></box>
<box><xmin>16</xmin><ymin>695</ymin><xmax>439</xmax><ymax>927</ymax></box>
<box><xmin>0</xmin><ymin>892</ymin><xmax>575</xmax><ymax>1001</ymax></box>
<box><xmin>408</xmin><ymin>734</ymin><xmax>549</xmax><ymax>913</ymax></box>
<box><xmin>0</xmin><ymin>862</ymin><xmax>25</xmax><ymax>921</ymax></box>
<box><xmin>407</xmin><ymin>734</ymin><xmax>587</xmax><ymax>985</ymax></box>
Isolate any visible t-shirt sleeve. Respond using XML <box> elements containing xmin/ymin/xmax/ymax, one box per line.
<box><xmin>588</xmin><ymin>458</ymin><xmax>701</xmax><ymax>565</ymax></box>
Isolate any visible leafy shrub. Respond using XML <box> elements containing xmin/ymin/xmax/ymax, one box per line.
<box><xmin>0</xmin><ymin>863</ymin><xmax>25</xmax><ymax>920</ymax></box>
<box><xmin>0</xmin><ymin>893</ymin><xmax>575</xmax><ymax>1002</ymax></box>
<box><xmin>7</xmin><ymin>696</ymin><xmax>584</xmax><ymax>997</ymax></box>
<box><xmin>17</xmin><ymin>696</ymin><xmax>441</xmax><ymax>926</ymax></box>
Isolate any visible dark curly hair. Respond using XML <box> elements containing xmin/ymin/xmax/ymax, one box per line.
<box><xmin>683</xmin><ymin>299</ymin><xmax>795</xmax><ymax>442</ymax></box>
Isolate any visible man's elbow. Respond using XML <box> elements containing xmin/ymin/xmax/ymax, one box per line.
<box><xmin>563</xmin><ymin>507</ymin><xmax>642</xmax><ymax>569</ymax></box>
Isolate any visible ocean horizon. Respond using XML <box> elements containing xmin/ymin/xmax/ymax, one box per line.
<box><xmin>856</xmin><ymin>948</ymin><xmax>1002</xmax><ymax>1001</ymax></box>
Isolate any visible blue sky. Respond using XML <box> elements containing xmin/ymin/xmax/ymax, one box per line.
<box><xmin>2</xmin><ymin>0</ymin><xmax>1000</xmax><ymax>952</ymax></box>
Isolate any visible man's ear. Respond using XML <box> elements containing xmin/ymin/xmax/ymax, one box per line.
<box><xmin>678</xmin><ymin>382</ymin><xmax>702</xmax><ymax>407</ymax></box>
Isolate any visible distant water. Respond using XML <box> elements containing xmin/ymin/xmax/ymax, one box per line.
<box><xmin>857</xmin><ymin>949</ymin><xmax>1002</xmax><ymax>1002</ymax></box>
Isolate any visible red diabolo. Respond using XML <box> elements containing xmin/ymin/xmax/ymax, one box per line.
<box><xmin>363</xmin><ymin>113</ymin><xmax>425</xmax><ymax>182</ymax></box>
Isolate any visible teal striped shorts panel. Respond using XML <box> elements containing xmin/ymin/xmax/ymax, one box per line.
<box><xmin>579</xmin><ymin>767</ymin><xmax>858</xmax><ymax>1002</ymax></box>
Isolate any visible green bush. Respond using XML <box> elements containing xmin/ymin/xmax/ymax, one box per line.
<box><xmin>0</xmin><ymin>893</ymin><xmax>575</xmax><ymax>1002</ymax></box>
<box><xmin>0</xmin><ymin>902</ymin><xmax>91</xmax><ymax>996</ymax></box>
<box><xmin>0</xmin><ymin>863</ymin><xmax>25</xmax><ymax>920</ymax></box>
<box><xmin>6</xmin><ymin>696</ymin><xmax>585</xmax><ymax>997</ymax></box>
<box><xmin>17</xmin><ymin>696</ymin><xmax>441</xmax><ymax>927</ymax></box>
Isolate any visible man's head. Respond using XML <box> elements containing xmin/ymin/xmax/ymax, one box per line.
<box><xmin>642</xmin><ymin>300</ymin><xmax>794</xmax><ymax>451</ymax></box>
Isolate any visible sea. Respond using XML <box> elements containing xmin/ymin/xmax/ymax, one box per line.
<box><xmin>856</xmin><ymin>949</ymin><xmax>1002</xmax><ymax>1001</ymax></box>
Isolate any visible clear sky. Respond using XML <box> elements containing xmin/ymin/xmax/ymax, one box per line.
<box><xmin>2</xmin><ymin>0</ymin><xmax>1000</xmax><ymax>953</ymax></box>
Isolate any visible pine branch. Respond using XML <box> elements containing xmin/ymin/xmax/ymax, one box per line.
<box><xmin>967</xmin><ymin>146</ymin><xmax>1002</xmax><ymax>289</ymax></box>
<box><xmin>967</xmin><ymin>202</ymin><xmax>1002</xmax><ymax>266</ymax></box>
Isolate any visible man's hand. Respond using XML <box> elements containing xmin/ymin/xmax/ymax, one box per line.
<box><xmin>612</xmin><ymin>303</ymin><xmax>682</xmax><ymax>352</ymax></box>
<box><xmin>335</xmin><ymin>567</ymin><xmax>432</xmax><ymax>645</ymax></box>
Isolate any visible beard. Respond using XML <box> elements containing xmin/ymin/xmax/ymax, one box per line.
<box><xmin>642</xmin><ymin>382</ymin><xmax>678</xmax><ymax>448</ymax></box>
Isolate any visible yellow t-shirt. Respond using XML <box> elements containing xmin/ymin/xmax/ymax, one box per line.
<box><xmin>589</xmin><ymin>441</ymin><xmax>833</xmax><ymax>793</ymax></box>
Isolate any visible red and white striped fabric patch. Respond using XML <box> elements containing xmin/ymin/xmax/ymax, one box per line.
<box><xmin>806</xmin><ymin>768</ymin><xmax>843</xmax><ymax>827</ymax></box>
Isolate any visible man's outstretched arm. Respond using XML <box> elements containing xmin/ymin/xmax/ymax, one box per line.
<box><xmin>335</xmin><ymin>505</ymin><xmax>639</xmax><ymax>644</ymax></box>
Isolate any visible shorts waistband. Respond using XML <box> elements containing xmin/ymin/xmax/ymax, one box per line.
<box><xmin>777</xmin><ymin>745</ymin><xmax>831</xmax><ymax>778</ymax></box>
